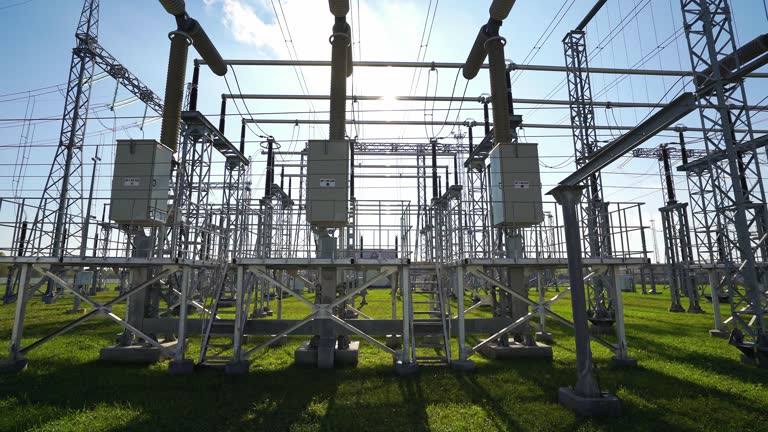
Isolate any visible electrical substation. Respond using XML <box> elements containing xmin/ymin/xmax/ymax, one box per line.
<box><xmin>1</xmin><ymin>0</ymin><xmax>767</xmax><ymax>421</ymax></box>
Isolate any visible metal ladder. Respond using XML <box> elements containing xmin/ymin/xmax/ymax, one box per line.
<box><xmin>198</xmin><ymin>262</ymin><xmax>235</xmax><ymax>367</ymax></box>
<box><xmin>410</xmin><ymin>269</ymin><xmax>452</xmax><ymax>366</ymax></box>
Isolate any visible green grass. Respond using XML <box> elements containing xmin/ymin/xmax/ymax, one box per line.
<box><xmin>0</xmin><ymin>285</ymin><xmax>767</xmax><ymax>432</ymax></box>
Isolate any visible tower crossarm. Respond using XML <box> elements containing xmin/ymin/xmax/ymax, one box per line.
<box><xmin>88</xmin><ymin>41</ymin><xmax>164</xmax><ymax>115</ymax></box>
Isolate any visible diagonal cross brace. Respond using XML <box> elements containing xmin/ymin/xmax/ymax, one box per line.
<box><xmin>467</xmin><ymin>267</ymin><xmax>619</xmax><ymax>353</ymax></box>
<box><xmin>19</xmin><ymin>269</ymin><xmax>174</xmax><ymax>356</ymax></box>
<box><xmin>330</xmin><ymin>267</ymin><xmax>397</xmax><ymax>310</ymax></box>
<box><xmin>252</xmin><ymin>267</ymin><xmax>316</xmax><ymax>309</ymax></box>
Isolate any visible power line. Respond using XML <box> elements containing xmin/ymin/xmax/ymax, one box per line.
<box><xmin>0</xmin><ymin>0</ymin><xmax>35</xmax><ymax>11</ymax></box>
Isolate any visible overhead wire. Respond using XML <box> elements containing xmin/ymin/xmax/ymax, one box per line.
<box><xmin>0</xmin><ymin>0</ymin><xmax>35</xmax><ymax>11</ymax></box>
<box><xmin>510</xmin><ymin>0</ymin><xmax>576</xmax><ymax>85</ymax></box>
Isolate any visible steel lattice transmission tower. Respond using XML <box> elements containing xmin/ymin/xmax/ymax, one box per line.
<box><xmin>681</xmin><ymin>0</ymin><xmax>768</xmax><ymax>364</ymax></box>
<box><xmin>28</xmin><ymin>0</ymin><xmax>98</xmax><ymax>258</ymax></box>
<box><xmin>27</xmin><ymin>0</ymin><xmax>163</xmax><ymax>259</ymax></box>
<box><xmin>563</xmin><ymin>29</ymin><xmax>616</xmax><ymax>329</ymax></box>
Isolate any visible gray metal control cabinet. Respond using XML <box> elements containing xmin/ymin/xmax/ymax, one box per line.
<box><xmin>488</xmin><ymin>142</ymin><xmax>544</xmax><ymax>228</ymax></box>
<box><xmin>110</xmin><ymin>139</ymin><xmax>172</xmax><ymax>226</ymax></box>
<box><xmin>306</xmin><ymin>140</ymin><xmax>349</xmax><ymax>227</ymax></box>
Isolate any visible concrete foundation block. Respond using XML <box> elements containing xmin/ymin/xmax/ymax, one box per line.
<box><xmin>334</xmin><ymin>341</ymin><xmax>359</xmax><ymax>367</ymax></box>
<box><xmin>610</xmin><ymin>356</ymin><xmax>638</xmax><ymax>368</ymax></box>
<box><xmin>668</xmin><ymin>304</ymin><xmax>686</xmax><ymax>313</ymax></box>
<box><xmin>558</xmin><ymin>387</ymin><xmax>621</xmax><ymax>417</ymax></box>
<box><xmin>217</xmin><ymin>298</ymin><xmax>236</xmax><ymax>308</ymax></box>
<box><xmin>686</xmin><ymin>306</ymin><xmax>705</xmax><ymax>314</ymax></box>
<box><xmin>168</xmin><ymin>359</ymin><xmax>194</xmax><ymax>375</ymax></box>
<box><xmin>294</xmin><ymin>340</ymin><xmax>359</xmax><ymax>368</ymax></box>
<box><xmin>293</xmin><ymin>341</ymin><xmax>317</xmax><ymax>367</ymax></box>
<box><xmin>450</xmin><ymin>360</ymin><xmax>476</xmax><ymax>371</ymax></box>
<box><xmin>535</xmin><ymin>331</ymin><xmax>554</xmax><ymax>344</ymax></box>
<box><xmin>386</xmin><ymin>334</ymin><xmax>402</xmax><ymax>349</ymax></box>
<box><xmin>394</xmin><ymin>361</ymin><xmax>419</xmax><ymax>376</ymax></box>
<box><xmin>99</xmin><ymin>341</ymin><xmax>176</xmax><ymax>364</ymax></box>
<box><xmin>224</xmin><ymin>361</ymin><xmax>250</xmax><ymax>375</ymax></box>
<box><xmin>478</xmin><ymin>340</ymin><xmax>553</xmax><ymax>360</ymax></box>
<box><xmin>342</xmin><ymin>310</ymin><xmax>359</xmax><ymax>319</ymax></box>
<box><xmin>269</xmin><ymin>335</ymin><xmax>289</xmax><ymax>347</ymax></box>
<box><xmin>739</xmin><ymin>353</ymin><xmax>768</xmax><ymax>368</ymax></box>
<box><xmin>709</xmin><ymin>329</ymin><xmax>730</xmax><ymax>339</ymax></box>
<box><xmin>0</xmin><ymin>358</ymin><xmax>28</xmax><ymax>373</ymax></box>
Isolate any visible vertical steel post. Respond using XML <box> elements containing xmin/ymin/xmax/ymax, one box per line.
<box><xmin>175</xmin><ymin>266</ymin><xmax>190</xmax><ymax>362</ymax></box>
<box><xmin>456</xmin><ymin>265</ymin><xmax>467</xmax><ymax>361</ymax></box>
<box><xmin>232</xmin><ymin>265</ymin><xmax>245</xmax><ymax>360</ymax></box>
<box><xmin>552</xmin><ymin>186</ymin><xmax>601</xmax><ymax>397</ymax></box>
<box><xmin>7</xmin><ymin>264</ymin><xmax>31</xmax><ymax>362</ymax></box>
<box><xmin>400</xmin><ymin>266</ymin><xmax>413</xmax><ymax>364</ymax></box>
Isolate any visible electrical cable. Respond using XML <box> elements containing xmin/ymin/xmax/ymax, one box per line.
<box><xmin>0</xmin><ymin>0</ymin><xmax>34</xmax><ymax>11</ymax></box>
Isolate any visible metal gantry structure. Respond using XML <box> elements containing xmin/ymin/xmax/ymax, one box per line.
<box><xmin>680</xmin><ymin>0</ymin><xmax>768</xmax><ymax>363</ymax></box>
<box><xmin>563</xmin><ymin>26</ymin><xmax>617</xmax><ymax>334</ymax></box>
<box><xmin>633</xmin><ymin>142</ymin><xmax>708</xmax><ymax>313</ymax></box>
<box><xmin>1</xmin><ymin>0</ymin><xmax>768</xmax><ymax>420</ymax></box>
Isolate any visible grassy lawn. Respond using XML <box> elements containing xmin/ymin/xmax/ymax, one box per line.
<box><xmin>0</xmin><ymin>284</ymin><xmax>766</xmax><ymax>432</ymax></box>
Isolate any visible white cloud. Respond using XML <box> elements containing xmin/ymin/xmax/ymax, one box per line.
<box><xmin>203</xmin><ymin>0</ymin><xmax>290</xmax><ymax>58</ymax></box>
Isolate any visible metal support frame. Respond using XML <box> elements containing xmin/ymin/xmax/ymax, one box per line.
<box><xmin>680</xmin><ymin>0</ymin><xmax>768</xmax><ymax>363</ymax></box>
<box><xmin>28</xmin><ymin>0</ymin><xmax>163</xmax><ymax>261</ymax></box>
<box><xmin>2</xmin><ymin>266</ymin><xmax>176</xmax><ymax>365</ymax></box>
<box><xmin>236</xmin><ymin>266</ymin><xmax>399</xmax><ymax>361</ymax></box>
<box><xmin>564</xmin><ymin>29</ymin><xmax>616</xmax><ymax>329</ymax></box>
<box><xmin>551</xmin><ymin>186</ymin><xmax>604</xmax><ymax>397</ymax></box>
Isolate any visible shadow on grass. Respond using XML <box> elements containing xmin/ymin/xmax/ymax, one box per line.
<box><xmin>1</xmin><ymin>348</ymin><xmax>766</xmax><ymax>432</ymax></box>
<box><xmin>627</xmin><ymin>330</ymin><xmax>768</xmax><ymax>385</ymax></box>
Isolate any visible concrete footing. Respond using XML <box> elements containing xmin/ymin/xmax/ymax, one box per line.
<box><xmin>558</xmin><ymin>387</ymin><xmax>621</xmax><ymax>417</ymax></box>
<box><xmin>450</xmin><ymin>360</ymin><xmax>476</xmax><ymax>371</ymax></box>
<box><xmin>385</xmin><ymin>334</ymin><xmax>402</xmax><ymax>349</ymax></box>
<box><xmin>294</xmin><ymin>340</ymin><xmax>359</xmax><ymax>368</ymax></box>
<box><xmin>0</xmin><ymin>358</ymin><xmax>28</xmax><ymax>373</ymax></box>
<box><xmin>342</xmin><ymin>310</ymin><xmax>359</xmax><ymax>319</ymax></box>
<box><xmin>610</xmin><ymin>355</ymin><xmax>638</xmax><ymax>368</ymax></box>
<box><xmin>478</xmin><ymin>339</ymin><xmax>553</xmax><ymax>360</ymax></box>
<box><xmin>709</xmin><ymin>329</ymin><xmax>730</xmax><ymax>339</ymax></box>
<box><xmin>394</xmin><ymin>361</ymin><xmax>419</xmax><ymax>376</ymax></box>
<box><xmin>687</xmin><ymin>306</ymin><xmax>705</xmax><ymax>314</ymax></box>
<box><xmin>168</xmin><ymin>359</ymin><xmax>194</xmax><ymax>375</ymax></box>
<box><xmin>535</xmin><ymin>331</ymin><xmax>554</xmax><ymax>344</ymax></box>
<box><xmin>250</xmin><ymin>309</ymin><xmax>273</xmax><ymax>318</ymax></box>
<box><xmin>668</xmin><ymin>304</ymin><xmax>686</xmax><ymax>313</ymax></box>
<box><xmin>217</xmin><ymin>299</ymin><xmax>237</xmax><ymax>308</ymax></box>
<box><xmin>224</xmin><ymin>361</ymin><xmax>250</xmax><ymax>375</ymax></box>
<box><xmin>268</xmin><ymin>335</ymin><xmax>288</xmax><ymax>347</ymax></box>
<box><xmin>99</xmin><ymin>341</ymin><xmax>177</xmax><ymax>364</ymax></box>
<box><xmin>740</xmin><ymin>353</ymin><xmax>768</xmax><ymax>368</ymax></box>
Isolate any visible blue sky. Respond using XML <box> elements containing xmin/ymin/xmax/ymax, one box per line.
<box><xmin>1</xmin><ymin>0</ymin><xmax>767</xmax><ymax>258</ymax></box>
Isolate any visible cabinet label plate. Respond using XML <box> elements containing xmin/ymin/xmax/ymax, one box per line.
<box><xmin>513</xmin><ymin>180</ymin><xmax>530</xmax><ymax>189</ymax></box>
<box><xmin>123</xmin><ymin>177</ymin><xmax>141</xmax><ymax>187</ymax></box>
